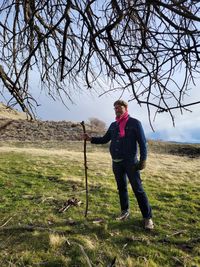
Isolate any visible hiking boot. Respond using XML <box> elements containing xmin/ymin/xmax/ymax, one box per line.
<box><xmin>116</xmin><ymin>210</ymin><xmax>130</xmax><ymax>221</ymax></box>
<box><xmin>144</xmin><ymin>218</ymin><xmax>154</xmax><ymax>230</ymax></box>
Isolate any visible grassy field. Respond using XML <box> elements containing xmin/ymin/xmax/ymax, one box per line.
<box><xmin>0</xmin><ymin>141</ymin><xmax>199</xmax><ymax>267</ymax></box>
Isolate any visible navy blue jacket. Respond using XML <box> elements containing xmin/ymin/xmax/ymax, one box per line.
<box><xmin>91</xmin><ymin>117</ymin><xmax>147</xmax><ymax>162</ymax></box>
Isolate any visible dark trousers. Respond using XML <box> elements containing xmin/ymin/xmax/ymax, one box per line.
<box><xmin>112</xmin><ymin>160</ymin><xmax>152</xmax><ymax>219</ymax></box>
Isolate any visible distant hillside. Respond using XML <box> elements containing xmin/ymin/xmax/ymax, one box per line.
<box><xmin>0</xmin><ymin>102</ymin><xmax>199</xmax><ymax>158</ymax></box>
<box><xmin>148</xmin><ymin>139</ymin><xmax>200</xmax><ymax>158</ymax></box>
<box><xmin>0</xmin><ymin>118</ymin><xmax>94</xmax><ymax>142</ymax></box>
<box><xmin>0</xmin><ymin>102</ymin><xmax>27</xmax><ymax>120</ymax></box>
<box><xmin>0</xmin><ymin>102</ymin><xmax>101</xmax><ymax>142</ymax></box>
<box><xmin>0</xmin><ymin>102</ymin><xmax>104</xmax><ymax>142</ymax></box>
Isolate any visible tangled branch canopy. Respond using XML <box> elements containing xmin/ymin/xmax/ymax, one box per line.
<box><xmin>0</xmin><ymin>0</ymin><xmax>200</xmax><ymax>122</ymax></box>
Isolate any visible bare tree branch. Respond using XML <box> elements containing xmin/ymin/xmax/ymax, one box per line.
<box><xmin>0</xmin><ymin>0</ymin><xmax>200</xmax><ymax>124</ymax></box>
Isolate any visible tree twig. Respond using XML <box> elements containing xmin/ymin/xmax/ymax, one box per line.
<box><xmin>107</xmin><ymin>257</ymin><xmax>117</xmax><ymax>267</ymax></box>
<box><xmin>0</xmin><ymin>217</ymin><xmax>13</xmax><ymax>228</ymax></box>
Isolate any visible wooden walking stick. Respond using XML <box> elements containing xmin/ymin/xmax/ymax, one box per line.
<box><xmin>80</xmin><ymin>121</ymin><xmax>89</xmax><ymax>217</ymax></box>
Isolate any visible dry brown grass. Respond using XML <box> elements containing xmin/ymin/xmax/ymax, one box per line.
<box><xmin>0</xmin><ymin>102</ymin><xmax>27</xmax><ymax>120</ymax></box>
<box><xmin>146</xmin><ymin>152</ymin><xmax>200</xmax><ymax>184</ymax></box>
<box><xmin>1</xmin><ymin>145</ymin><xmax>199</xmax><ymax>185</ymax></box>
<box><xmin>49</xmin><ymin>233</ymin><xmax>67</xmax><ymax>248</ymax></box>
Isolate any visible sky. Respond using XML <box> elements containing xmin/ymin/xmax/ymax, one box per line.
<box><xmin>0</xmin><ymin>47</ymin><xmax>200</xmax><ymax>144</ymax></box>
<box><xmin>1</xmin><ymin>81</ymin><xmax>200</xmax><ymax>143</ymax></box>
<box><xmin>29</xmin><ymin>85</ymin><xmax>200</xmax><ymax>144</ymax></box>
<box><xmin>1</xmin><ymin>3</ymin><xmax>200</xmax><ymax>144</ymax></box>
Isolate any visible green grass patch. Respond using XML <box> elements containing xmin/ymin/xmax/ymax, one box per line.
<box><xmin>0</xmin><ymin>143</ymin><xmax>199</xmax><ymax>266</ymax></box>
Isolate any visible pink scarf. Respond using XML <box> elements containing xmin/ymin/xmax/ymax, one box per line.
<box><xmin>116</xmin><ymin>111</ymin><xmax>129</xmax><ymax>137</ymax></box>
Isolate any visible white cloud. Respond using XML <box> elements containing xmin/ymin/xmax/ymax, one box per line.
<box><xmin>1</xmin><ymin>74</ymin><xmax>200</xmax><ymax>143</ymax></box>
<box><xmin>32</xmin><ymin>87</ymin><xmax>200</xmax><ymax>143</ymax></box>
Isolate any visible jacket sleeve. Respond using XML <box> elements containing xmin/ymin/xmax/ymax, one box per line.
<box><xmin>91</xmin><ymin>126</ymin><xmax>111</xmax><ymax>144</ymax></box>
<box><xmin>135</xmin><ymin>121</ymin><xmax>147</xmax><ymax>161</ymax></box>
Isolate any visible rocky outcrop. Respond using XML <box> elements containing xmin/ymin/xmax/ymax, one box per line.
<box><xmin>0</xmin><ymin>119</ymin><xmax>100</xmax><ymax>142</ymax></box>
